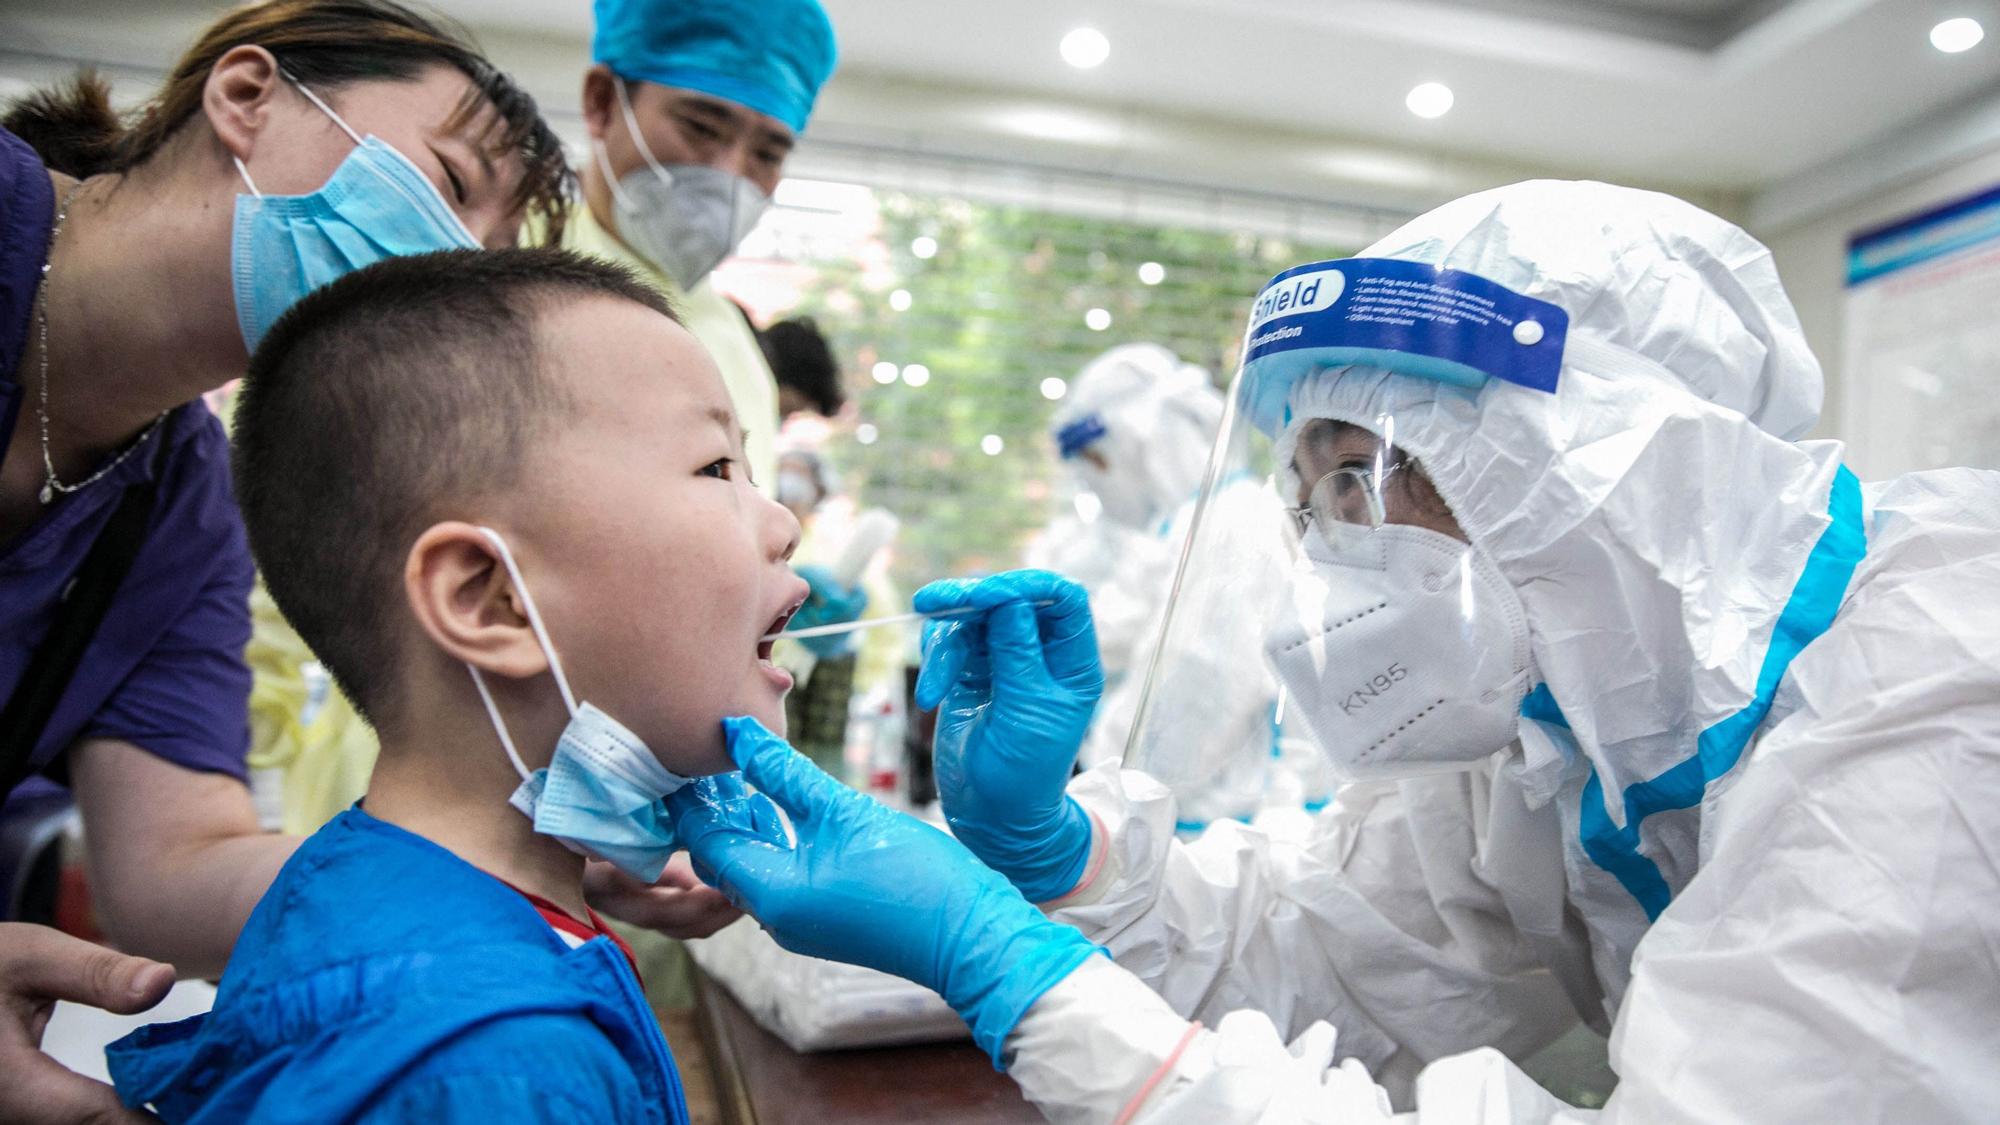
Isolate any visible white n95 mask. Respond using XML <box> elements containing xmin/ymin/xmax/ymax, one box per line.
<box><xmin>467</xmin><ymin>527</ymin><xmax>696</xmax><ymax>882</ymax></box>
<box><xmin>1262</xmin><ymin>522</ymin><xmax>1533</xmax><ymax>782</ymax></box>
<box><xmin>594</xmin><ymin>78</ymin><xmax>770</xmax><ymax>292</ymax></box>
<box><xmin>1074</xmin><ymin>454</ymin><xmax>1159</xmax><ymax>530</ymax></box>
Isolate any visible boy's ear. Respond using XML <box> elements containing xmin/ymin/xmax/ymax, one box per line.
<box><xmin>405</xmin><ymin>522</ymin><xmax>552</xmax><ymax>680</ymax></box>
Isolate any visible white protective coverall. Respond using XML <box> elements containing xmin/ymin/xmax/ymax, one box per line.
<box><xmin>1044</xmin><ymin>345</ymin><xmax>1228</xmax><ymax>752</ymax></box>
<box><xmin>1000</xmin><ymin>181</ymin><xmax>2000</xmax><ymax>1121</ymax></box>
<box><xmin>1043</xmin><ymin>343</ymin><xmax>1223</xmax><ymax>687</ymax></box>
<box><xmin>1045</xmin><ymin>346</ymin><xmax>1304</xmax><ymax>823</ymax></box>
<box><xmin>1023</xmin><ymin>508</ymin><xmax>1166</xmax><ymax>687</ymax></box>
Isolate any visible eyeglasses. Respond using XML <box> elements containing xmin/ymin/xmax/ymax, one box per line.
<box><xmin>1285</xmin><ymin>462</ymin><xmax>1397</xmax><ymax>546</ymax></box>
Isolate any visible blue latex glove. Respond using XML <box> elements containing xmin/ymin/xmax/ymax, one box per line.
<box><xmin>671</xmin><ymin>718</ymin><xmax>1103</xmax><ymax>1066</ymax></box>
<box><xmin>912</xmin><ymin>570</ymin><xmax>1101</xmax><ymax>903</ymax></box>
<box><xmin>789</xmin><ymin>564</ymin><xmax>869</xmax><ymax>658</ymax></box>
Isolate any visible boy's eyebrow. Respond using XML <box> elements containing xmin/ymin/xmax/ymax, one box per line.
<box><xmin>702</xmin><ymin>405</ymin><xmax>745</xmax><ymax>445</ymax></box>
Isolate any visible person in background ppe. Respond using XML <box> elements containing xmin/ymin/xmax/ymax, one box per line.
<box><xmin>557</xmin><ymin>0</ymin><xmax>838</xmax><ymax>495</ymax></box>
<box><xmin>1040</xmin><ymin>345</ymin><xmax>1211</xmax><ymax>691</ymax></box>
<box><xmin>666</xmin><ymin>180</ymin><xmax>2000</xmax><ymax>1122</ymax></box>
<box><xmin>1047</xmin><ymin>344</ymin><xmax>1301</xmax><ymax>826</ymax></box>
<box><xmin>775</xmin><ymin>446</ymin><xmax>834</xmax><ymax>525</ymax></box>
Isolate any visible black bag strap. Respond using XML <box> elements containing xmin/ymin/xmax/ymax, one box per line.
<box><xmin>0</xmin><ymin>427</ymin><xmax>170</xmax><ymax>801</ymax></box>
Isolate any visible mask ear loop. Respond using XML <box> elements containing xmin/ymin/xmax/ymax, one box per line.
<box><xmin>590</xmin><ymin>135</ymin><xmax>639</xmax><ymax>213</ymax></box>
<box><xmin>233</xmin><ymin>158</ymin><xmax>262</xmax><ymax>197</ymax></box>
<box><xmin>230</xmin><ymin>71</ymin><xmax>361</xmax><ymax>199</ymax></box>
<box><xmin>465</xmin><ymin>527</ymin><xmax>581</xmax><ymax>782</ymax></box>
<box><xmin>283</xmin><ymin>70</ymin><xmax>366</xmax><ymax>146</ymax></box>
<box><xmin>613</xmin><ymin>76</ymin><xmax>674</xmax><ymax>183</ymax></box>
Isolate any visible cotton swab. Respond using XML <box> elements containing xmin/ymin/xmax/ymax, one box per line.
<box><xmin>763</xmin><ymin>600</ymin><xmax>1057</xmax><ymax>643</ymax></box>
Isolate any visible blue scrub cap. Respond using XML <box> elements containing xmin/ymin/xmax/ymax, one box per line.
<box><xmin>593</xmin><ymin>0</ymin><xmax>838</xmax><ymax>135</ymax></box>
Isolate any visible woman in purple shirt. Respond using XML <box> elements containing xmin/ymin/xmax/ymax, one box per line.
<box><xmin>0</xmin><ymin>3</ymin><xmax>568</xmax><ymax>1118</ymax></box>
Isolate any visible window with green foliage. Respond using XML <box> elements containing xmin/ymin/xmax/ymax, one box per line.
<box><xmin>721</xmin><ymin>186</ymin><xmax>1353</xmax><ymax>595</ymax></box>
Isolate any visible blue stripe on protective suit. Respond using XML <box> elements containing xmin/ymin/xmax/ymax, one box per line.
<box><xmin>1567</xmin><ymin>466</ymin><xmax>1866</xmax><ymax>920</ymax></box>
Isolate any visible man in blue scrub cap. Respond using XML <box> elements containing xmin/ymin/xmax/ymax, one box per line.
<box><xmin>558</xmin><ymin>0</ymin><xmax>837</xmax><ymax>498</ymax></box>
<box><xmin>556</xmin><ymin>0</ymin><xmax>843</xmax><ymax>1006</ymax></box>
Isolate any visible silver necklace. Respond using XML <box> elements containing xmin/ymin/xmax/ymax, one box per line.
<box><xmin>34</xmin><ymin>180</ymin><xmax>170</xmax><ymax>505</ymax></box>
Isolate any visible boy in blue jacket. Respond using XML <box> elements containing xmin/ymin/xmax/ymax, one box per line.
<box><xmin>108</xmin><ymin>248</ymin><xmax>811</xmax><ymax>1121</ymax></box>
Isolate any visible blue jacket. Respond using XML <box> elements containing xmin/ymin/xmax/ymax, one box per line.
<box><xmin>107</xmin><ymin>808</ymin><xmax>691</xmax><ymax>1123</ymax></box>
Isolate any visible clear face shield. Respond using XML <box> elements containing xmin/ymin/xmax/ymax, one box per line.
<box><xmin>1123</xmin><ymin>258</ymin><xmax>1569</xmax><ymax>795</ymax></box>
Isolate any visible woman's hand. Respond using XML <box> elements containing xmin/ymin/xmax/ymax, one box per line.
<box><xmin>0</xmin><ymin>923</ymin><xmax>173</xmax><ymax>1124</ymax></box>
<box><xmin>582</xmin><ymin>853</ymin><xmax>742</xmax><ymax>940</ymax></box>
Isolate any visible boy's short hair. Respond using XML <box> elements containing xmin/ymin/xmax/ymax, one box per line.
<box><xmin>234</xmin><ymin>248</ymin><xmax>676</xmax><ymax>726</ymax></box>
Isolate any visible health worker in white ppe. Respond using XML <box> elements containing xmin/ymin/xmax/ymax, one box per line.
<box><xmin>664</xmin><ymin>179</ymin><xmax>2000</xmax><ymax>1123</ymax></box>
<box><xmin>557</xmin><ymin>0</ymin><xmax>836</xmax><ymax>493</ymax></box>
<box><xmin>1042</xmin><ymin>344</ymin><xmax>1308</xmax><ymax>826</ymax></box>
<box><xmin>1036</xmin><ymin>344</ymin><xmax>1218</xmax><ymax>688</ymax></box>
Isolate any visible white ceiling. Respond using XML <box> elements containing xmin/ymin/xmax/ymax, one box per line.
<box><xmin>6</xmin><ymin>0</ymin><xmax>2000</xmax><ymax>219</ymax></box>
<box><xmin>809</xmin><ymin>0</ymin><xmax>2000</xmax><ymax>190</ymax></box>
<box><xmin>419</xmin><ymin>0</ymin><xmax>2000</xmax><ymax>206</ymax></box>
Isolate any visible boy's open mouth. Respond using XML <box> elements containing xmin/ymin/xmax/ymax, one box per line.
<box><xmin>757</xmin><ymin>598</ymin><xmax>807</xmax><ymax>663</ymax></box>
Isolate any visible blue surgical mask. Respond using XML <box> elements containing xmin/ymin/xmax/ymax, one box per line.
<box><xmin>231</xmin><ymin>74</ymin><xmax>482</xmax><ymax>353</ymax></box>
<box><xmin>467</xmin><ymin>527</ymin><xmax>698</xmax><ymax>883</ymax></box>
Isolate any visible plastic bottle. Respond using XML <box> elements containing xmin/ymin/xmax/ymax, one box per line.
<box><xmin>867</xmin><ymin>695</ymin><xmax>905</xmax><ymax>809</ymax></box>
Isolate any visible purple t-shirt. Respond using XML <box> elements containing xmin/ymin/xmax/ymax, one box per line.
<box><xmin>1</xmin><ymin>127</ymin><xmax>252</xmax><ymax>786</ymax></box>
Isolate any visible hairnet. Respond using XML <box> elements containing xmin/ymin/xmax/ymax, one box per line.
<box><xmin>1051</xmin><ymin>344</ymin><xmax>1224</xmax><ymax>529</ymax></box>
<box><xmin>1257</xmin><ymin>181</ymin><xmax>1848</xmax><ymax>837</ymax></box>
<box><xmin>592</xmin><ymin>0</ymin><xmax>838</xmax><ymax>134</ymax></box>
<box><xmin>1347</xmin><ymin>179</ymin><xmax>1821</xmax><ymax>441</ymax></box>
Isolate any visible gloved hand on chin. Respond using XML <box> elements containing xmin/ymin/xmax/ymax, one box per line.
<box><xmin>913</xmin><ymin>570</ymin><xmax>1101</xmax><ymax>904</ymax></box>
<box><xmin>669</xmin><ymin>717</ymin><xmax>1103</xmax><ymax>1067</ymax></box>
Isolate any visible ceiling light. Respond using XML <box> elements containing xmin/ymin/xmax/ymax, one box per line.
<box><xmin>889</xmin><ymin>288</ymin><xmax>913</xmax><ymax>311</ymax></box>
<box><xmin>1085</xmin><ymin>307</ymin><xmax>1112</xmax><ymax>331</ymax></box>
<box><xmin>984</xmin><ymin>106</ymin><xmax>1124</xmax><ymax>145</ymax></box>
<box><xmin>1060</xmin><ymin>27</ymin><xmax>1110</xmax><ymax>70</ymax></box>
<box><xmin>855</xmin><ymin>423</ymin><xmax>879</xmax><ymax>445</ymax></box>
<box><xmin>902</xmin><ymin>363</ymin><xmax>931</xmax><ymax>387</ymax></box>
<box><xmin>1932</xmin><ymin>17</ymin><xmax>1984</xmax><ymax>53</ymax></box>
<box><xmin>1405</xmin><ymin>82</ymin><xmax>1454</xmax><ymax>120</ymax></box>
<box><xmin>1137</xmin><ymin>261</ymin><xmax>1166</xmax><ymax>285</ymax></box>
<box><xmin>871</xmin><ymin>361</ymin><xmax>898</xmax><ymax>385</ymax></box>
<box><xmin>981</xmin><ymin>434</ymin><xmax>1006</xmax><ymax>456</ymax></box>
<box><xmin>1040</xmin><ymin>376</ymin><xmax>1068</xmax><ymax>400</ymax></box>
<box><xmin>910</xmin><ymin>235</ymin><xmax>939</xmax><ymax>259</ymax></box>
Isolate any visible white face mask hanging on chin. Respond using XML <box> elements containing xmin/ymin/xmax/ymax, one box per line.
<box><xmin>466</xmin><ymin>527</ymin><xmax>696</xmax><ymax>883</ymax></box>
<box><xmin>593</xmin><ymin>77</ymin><xmax>771</xmax><ymax>292</ymax></box>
